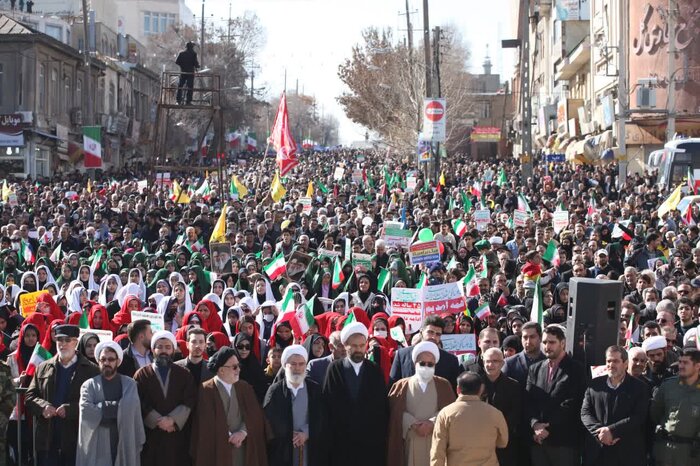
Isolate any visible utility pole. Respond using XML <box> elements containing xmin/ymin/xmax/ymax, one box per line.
<box><xmin>401</xmin><ymin>0</ymin><xmax>420</xmax><ymax>134</ymax></box>
<box><xmin>667</xmin><ymin>0</ymin><xmax>676</xmax><ymax>142</ymax></box>
<box><xmin>518</xmin><ymin>0</ymin><xmax>533</xmax><ymax>180</ymax></box>
<box><xmin>433</xmin><ymin>26</ymin><xmax>442</xmax><ymax>181</ymax></box>
<box><xmin>422</xmin><ymin>0</ymin><xmax>432</xmax><ymax>182</ymax></box>
<box><xmin>81</xmin><ymin>0</ymin><xmax>92</xmax><ymax>126</ymax></box>
<box><xmin>200</xmin><ymin>0</ymin><xmax>205</xmax><ymax>67</ymax></box>
<box><xmin>617</xmin><ymin>0</ymin><xmax>628</xmax><ymax>185</ymax></box>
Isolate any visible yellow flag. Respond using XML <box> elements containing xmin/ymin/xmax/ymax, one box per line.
<box><xmin>306</xmin><ymin>180</ymin><xmax>314</xmax><ymax>197</ymax></box>
<box><xmin>233</xmin><ymin>175</ymin><xmax>248</xmax><ymax>199</ymax></box>
<box><xmin>439</xmin><ymin>171</ymin><xmax>446</xmax><ymax>186</ymax></box>
<box><xmin>171</xmin><ymin>180</ymin><xmax>191</xmax><ymax>204</ymax></box>
<box><xmin>271</xmin><ymin>172</ymin><xmax>286</xmax><ymax>202</ymax></box>
<box><xmin>87</xmin><ymin>179</ymin><xmax>92</xmax><ymax>193</ymax></box>
<box><xmin>2</xmin><ymin>180</ymin><xmax>10</xmax><ymax>201</ymax></box>
<box><xmin>657</xmin><ymin>183</ymin><xmax>683</xmax><ymax>218</ymax></box>
<box><xmin>210</xmin><ymin>205</ymin><xmax>227</xmax><ymax>243</ymax></box>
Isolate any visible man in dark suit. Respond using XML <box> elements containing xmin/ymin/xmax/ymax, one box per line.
<box><xmin>306</xmin><ymin>330</ymin><xmax>344</xmax><ymax>385</ymax></box>
<box><xmin>118</xmin><ymin>319</ymin><xmax>153</xmax><ymax>378</ymax></box>
<box><xmin>389</xmin><ymin>315</ymin><xmax>461</xmax><ymax>389</ymax></box>
<box><xmin>525</xmin><ymin>325</ymin><xmax>586</xmax><ymax>466</ymax></box>
<box><xmin>580</xmin><ymin>345</ymin><xmax>649</xmax><ymax>466</ymax></box>
<box><xmin>503</xmin><ymin>321</ymin><xmax>546</xmax><ymax>388</ymax></box>
<box><xmin>174</xmin><ymin>328</ymin><xmax>213</xmax><ymax>389</ymax></box>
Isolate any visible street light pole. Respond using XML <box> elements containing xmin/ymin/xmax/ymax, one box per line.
<box><xmin>422</xmin><ymin>0</ymin><xmax>432</xmax><ymax>182</ymax></box>
<box><xmin>200</xmin><ymin>0</ymin><xmax>205</xmax><ymax>67</ymax></box>
<box><xmin>667</xmin><ymin>0</ymin><xmax>676</xmax><ymax>142</ymax></box>
<box><xmin>81</xmin><ymin>0</ymin><xmax>92</xmax><ymax>126</ymax></box>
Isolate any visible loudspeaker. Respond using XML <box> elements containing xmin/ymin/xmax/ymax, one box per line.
<box><xmin>565</xmin><ymin>278</ymin><xmax>623</xmax><ymax>367</ymax></box>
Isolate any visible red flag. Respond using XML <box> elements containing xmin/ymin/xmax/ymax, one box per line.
<box><xmin>270</xmin><ymin>92</ymin><xmax>298</xmax><ymax>176</ymax></box>
<box><xmin>497</xmin><ymin>292</ymin><xmax>508</xmax><ymax>307</ymax></box>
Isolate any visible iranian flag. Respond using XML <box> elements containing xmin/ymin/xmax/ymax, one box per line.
<box><xmin>480</xmin><ymin>255</ymin><xmax>489</xmax><ymax>278</ymax></box>
<box><xmin>517</xmin><ymin>193</ymin><xmax>532</xmax><ymax>215</ymax></box>
<box><xmin>541</xmin><ymin>240</ymin><xmax>560</xmax><ymax>267</ymax></box>
<box><xmin>471</xmin><ymin>181</ymin><xmax>482</xmax><ymax>199</ymax></box>
<box><xmin>612</xmin><ymin>221</ymin><xmax>632</xmax><ymax>241</ymax></box>
<box><xmin>83</xmin><ymin>126</ymin><xmax>102</xmax><ymax>168</ymax></box>
<box><xmin>496</xmin><ymin>292</ymin><xmax>508</xmax><ymax>307</ymax></box>
<box><xmin>79</xmin><ymin>311</ymin><xmax>89</xmax><ymax>329</ymax></box>
<box><xmin>331</xmin><ymin>257</ymin><xmax>344</xmax><ymax>289</ymax></box>
<box><xmin>185</xmin><ymin>238</ymin><xmax>205</xmax><ymax>253</ymax></box>
<box><xmin>246</xmin><ymin>133</ymin><xmax>257</xmax><ymax>151</ymax></box>
<box><xmin>462</xmin><ymin>265</ymin><xmax>480</xmax><ymax>297</ymax></box>
<box><xmin>688</xmin><ymin>167</ymin><xmax>698</xmax><ymax>195</ymax></box>
<box><xmin>415</xmin><ymin>271</ymin><xmax>428</xmax><ymax>289</ymax></box>
<box><xmin>280</xmin><ymin>286</ymin><xmax>295</xmax><ymax>314</ymax></box>
<box><xmin>90</xmin><ymin>248</ymin><xmax>103</xmax><ymax>273</ymax></box>
<box><xmin>452</xmin><ymin>218</ymin><xmax>468</xmax><ymax>237</ymax></box>
<box><xmin>475</xmin><ymin>303</ymin><xmax>491</xmax><ymax>319</ymax></box>
<box><xmin>26</xmin><ymin>344</ymin><xmax>53</xmax><ymax>377</ymax></box>
<box><xmin>50</xmin><ymin>243</ymin><xmax>62</xmax><ymax>263</ymax></box>
<box><xmin>530</xmin><ymin>279</ymin><xmax>544</xmax><ymax>325</ymax></box>
<box><xmin>226</xmin><ymin>131</ymin><xmax>240</xmax><ymax>148</ymax></box>
<box><xmin>264</xmin><ymin>252</ymin><xmax>287</xmax><ymax>281</ymax></box>
<box><xmin>20</xmin><ymin>240</ymin><xmax>35</xmax><ymax>265</ymax></box>
<box><xmin>446</xmin><ymin>256</ymin><xmax>457</xmax><ymax>271</ymax></box>
<box><xmin>294</xmin><ymin>296</ymin><xmax>316</xmax><ymax>334</ymax></box>
<box><xmin>377</xmin><ymin>268</ymin><xmax>391</xmax><ymax>292</ymax></box>
<box><xmin>460</xmin><ymin>191</ymin><xmax>472</xmax><ymax>211</ymax></box>
<box><xmin>194</xmin><ymin>180</ymin><xmax>211</xmax><ymax>200</ymax></box>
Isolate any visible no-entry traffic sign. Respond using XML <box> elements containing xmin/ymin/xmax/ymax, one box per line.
<box><xmin>422</xmin><ymin>98</ymin><xmax>446</xmax><ymax>142</ymax></box>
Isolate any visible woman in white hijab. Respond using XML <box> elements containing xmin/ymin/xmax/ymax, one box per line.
<box><xmin>171</xmin><ymin>280</ymin><xmax>193</xmax><ymax>315</ymax></box>
<box><xmin>77</xmin><ymin>264</ymin><xmax>99</xmax><ymax>293</ymax></box>
<box><xmin>202</xmin><ymin>292</ymin><xmax>222</xmax><ymax>312</ymax></box>
<box><xmin>128</xmin><ymin>268</ymin><xmax>147</xmax><ymax>302</ymax></box>
<box><xmin>67</xmin><ymin>286</ymin><xmax>87</xmax><ymax>314</ymax></box>
<box><xmin>35</xmin><ymin>265</ymin><xmax>57</xmax><ymax>290</ymax></box>
<box><xmin>251</xmin><ymin>276</ymin><xmax>275</xmax><ymax>309</ymax></box>
<box><xmin>169</xmin><ymin>272</ymin><xmax>185</xmax><ymax>292</ymax></box>
<box><xmin>115</xmin><ymin>283</ymin><xmax>142</xmax><ymax>308</ymax></box>
<box><xmin>148</xmin><ymin>293</ymin><xmax>165</xmax><ymax>310</ymax></box>
<box><xmin>98</xmin><ymin>274</ymin><xmax>123</xmax><ymax>306</ymax></box>
<box><xmin>0</xmin><ymin>284</ymin><xmax>6</xmax><ymax>306</ymax></box>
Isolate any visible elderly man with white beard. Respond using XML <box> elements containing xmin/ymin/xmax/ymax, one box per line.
<box><xmin>263</xmin><ymin>345</ymin><xmax>329</xmax><ymax>466</ymax></box>
<box><xmin>77</xmin><ymin>341</ymin><xmax>145</xmax><ymax>466</ymax></box>
<box><xmin>26</xmin><ymin>325</ymin><xmax>100</xmax><ymax>466</ymax></box>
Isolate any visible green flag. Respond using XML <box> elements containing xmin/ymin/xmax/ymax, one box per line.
<box><xmin>317</xmin><ymin>180</ymin><xmax>329</xmax><ymax>194</ymax></box>
<box><xmin>460</xmin><ymin>191</ymin><xmax>472</xmax><ymax>211</ymax></box>
<box><xmin>377</xmin><ymin>267</ymin><xmax>391</xmax><ymax>292</ymax></box>
<box><xmin>79</xmin><ymin>310</ymin><xmax>89</xmax><ymax>329</ymax></box>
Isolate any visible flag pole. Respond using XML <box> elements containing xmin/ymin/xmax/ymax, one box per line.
<box><xmin>255</xmin><ymin>139</ymin><xmax>273</xmax><ymax>194</ymax></box>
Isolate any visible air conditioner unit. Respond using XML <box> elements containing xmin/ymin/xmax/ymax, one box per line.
<box><xmin>637</xmin><ymin>87</ymin><xmax>656</xmax><ymax>108</ymax></box>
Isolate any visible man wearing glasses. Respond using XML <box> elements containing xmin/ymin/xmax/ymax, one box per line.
<box><xmin>26</xmin><ymin>325</ymin><xmax>100</xmax><ymax>466</ymax></box>
<box><xmin>76</xmin><ymin>341</ymin><xmax>145</xmax><ymax>465</ymax></box>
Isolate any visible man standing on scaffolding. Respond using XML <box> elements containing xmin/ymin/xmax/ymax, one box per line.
<box><xmin>176</xmin><ymin>42</ymin><xmax>200</xmax><ymax>105</ymax></box>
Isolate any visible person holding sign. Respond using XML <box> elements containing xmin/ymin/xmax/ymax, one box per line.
<box><xmin>386</xmin><ymin>342</ymin><xmax>455</xmax><ymax>466</ymax></box>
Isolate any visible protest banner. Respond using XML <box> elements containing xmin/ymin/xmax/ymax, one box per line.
<box><xmin>553</xmin><ymin>210</ymin><xmax>569</xmax><ymax>234</ymax></box>
<box><xmin>20</xmin><ymin>291</ymin><xmax>48</xmax><ymax>317</ymax></box>
<box><xmin>406</xmin><ymin>176</ymin><xmax>417</xmax><ymax>192</ymax></box>
<box><xmin>286</xmin><ymin>251</ymin><xmax>313</xmax><ymax>281</ymax></box>
<box><xmin>383</xmin><ymin>227</ymin><xmax>414</xmax><ymax>249</ymax></box>
<box><xmin>513</xmin><ymin>210</ymin><xmax>529</xmax><ymax>228</ymax></box>
<box><xmin>210</xmin><ymin>242</ymin><xmax>233</xmax><ymax>274</ymax></box>
<box><xmin>131</xmin><ymin>311</ymin><xmax>165</xmax><ymax>332</ymax></box>
<box><xmin>408</xmin><ymin>240</ymin><xmax>441</xmax><ymax>265</ymax></box>
<box><xmin>422</xmin><ymin>282</ymin><xmax>466</xmax><ymax>316</ymax></box>
<box><xmin>390</xmin><ymin>288</ymin><xmax>423</xmax><ymax>334</ymax></box>
<box><xmin>352</xmin><ymin>169</ymin><xmax>363</xmax><ymax>183</ymax></box>
<box><xmin>8</xmin><ymin>194</ymin><xmax>18</xmax><ymax>208</ymax></box>
<box><xmin>318</xmin><ymin>248</ymin><xmax>340</xmax><ymax>260</ymax></box>
<box><xmin>384</xmin><ymin>221</ymin><xmax>404</xmax><ymax>230</ymax></box>
<box><xmin>344</xmin><ymin>238</ymin><xmax>351</xmax><ymax>261</ymax></box>
<box><xmin>390</xmin><ymin>326</ymin><xmax>407</xmax><ymax>346</ymax></box>
<box><xmin>440</xmin><ymin>333</ymin><xmax>477</xmax><ymax>356</ymax></box>
<box><xmin>352</xmin><ymin>253</ymin><xmax>373</xmax><ymax>271</ymax></box>
<box><xmin>298</xmin><ymin>197</ymin><xmax>312</xmax><ymax>214</ymax></box>
<box><xmin>79</xmin><ymin>328</ymin><xmax>113</xmax><ymax>342</ymax></box>
<box><xmin>474</xmin><ymin>209</ymin><xmax>491</xmax><ymax>231</ymax></box>
<box><xmin>333</xmin><ymin>167</ymin><xmax>345</xmax><ymax>180</ymax></box>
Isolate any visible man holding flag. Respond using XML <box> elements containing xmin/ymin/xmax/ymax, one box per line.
<box><xmin>25</xmin><ymin>325</ymin><xmax>100</xmax><ymax>466</ymax></box>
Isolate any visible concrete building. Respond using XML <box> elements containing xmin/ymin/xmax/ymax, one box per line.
<box><xmin>114</xmin><ymin>0</ymin><xmax>193</xmax><ymax>44</ymax></box>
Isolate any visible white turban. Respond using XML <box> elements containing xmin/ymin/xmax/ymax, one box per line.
<box><xmin>411</xmin><ymin>341</ymin><xmax>440</xmax><ymax>364</ymax></box>
<box><xmin>95</xmin><ymin>341</ymin><xmax>124</xmax><ymax>366</ymax></box>
<box><xmin>281</xmin><ymin>344</ymin><xmax>308</xmax><ymax>366</ymax></box>
<box><xmin>151</xmin><ymin>330</ymin><xmax>177</xmax><ymax>351</ymax></box>
<box><xmin>340</xmin><ymin>322</ymin><xmax>369</xmax><ymax>345</ymax></box>
<box><xmin>642</xmin><ymin>335</ymin><xmax>666</xmax><ymax>352</ymax></box>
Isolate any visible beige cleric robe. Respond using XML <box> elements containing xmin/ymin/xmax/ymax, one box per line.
<box><xmin>387</xmin><ymin>376</ymin><xmax>455</xmax><ymax>466</ymax></box>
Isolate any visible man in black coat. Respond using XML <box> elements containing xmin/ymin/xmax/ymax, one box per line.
<box><xmin>503</xmin><ymin>321</ymin><xmax>546</xmax><ymax>388</ymax></box>
<box><xmin>525</xmin><ymin>325</ymin><xmax>586</xmax><ymax>466</ymax></box>
<box><xmin>264</xmin><ymin>345</ymin><xmax>327</xmax><ymax>466</ymax></box>
<box><xmin>483</xmin><ymin>347</ymin><xmax>522</xmax><ymax>466</ymax></box>
<box><xmin>580</xmin><ymin>345</ymin><xmax>649</xmax><ymax>466</ymax></box>
<box><xmin>323</xmin><ymin>322</ymin><xmax>388</xmax><ymax>466</ymax></box>
<box><xmin>175</xmin><ymin>42</ymin><xmax>199</xmax><ymax>105</ymax></box>
<box><xmin>389</xmin><ymin>315</ymin><xmax>460</xmax><ymax>388</ymax></box>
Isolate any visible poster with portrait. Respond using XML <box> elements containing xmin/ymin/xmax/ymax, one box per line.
<box><xmin>286</xmin><ymin>251</ymin><xmax>313</xmax><ymax>281</ymax></box>
<box><xmin>210</xmin><ymin>242</ymin><xmax>234</xmax><ymax>274</ymax></box>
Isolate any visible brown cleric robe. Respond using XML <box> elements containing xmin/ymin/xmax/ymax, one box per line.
<box><xmin>386</xmin><ymin>376</ymin><xmax>455</xmax><ymax>466</ymax></box>
<box><xmin>134</xmin><ymin>363</ymin><xmax>196</xmax><ymax>466</ymax></box>
<box><xmin>190</xmin><ymin>377</ymin><xmax>268</xmax><ymax>466</ymax></box>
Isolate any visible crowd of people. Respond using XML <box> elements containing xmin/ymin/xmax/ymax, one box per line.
<box><xmin>0</xmin><ymin>147</ymin><xmax>698</xmax><ymax>466</ymax></box>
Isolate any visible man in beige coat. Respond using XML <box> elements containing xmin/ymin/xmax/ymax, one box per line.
<box><xmin>430</xmin><ymin>371</ymin><xmax>508</xmax><ymax>466</ymax></box>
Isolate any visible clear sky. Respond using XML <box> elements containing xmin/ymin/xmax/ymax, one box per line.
<box><xmin>184</xmin><ymin>0</ymin><xmax>517</xmax><ymax>144</ymax></box>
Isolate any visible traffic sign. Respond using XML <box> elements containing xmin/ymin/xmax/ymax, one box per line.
<box><xmin>422</xmin><ymin>98</ymin><xmax>446</xmax><ymax>142</ymax></box>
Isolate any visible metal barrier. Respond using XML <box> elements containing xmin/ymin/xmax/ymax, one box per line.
<box><xmin>159</xmin><ymin>71</ymin><xmax>221</xmax><ymax>108</ymax></box>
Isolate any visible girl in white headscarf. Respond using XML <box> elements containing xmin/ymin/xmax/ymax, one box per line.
<box><xmin>251</xmin><ymin>276</ymin><xmax>275</xmax><ymax>309</ymax></box>
<box><xmin>169</xmin><ymin>272</ymin><xmax>185</xmax><ymax>291</ymax></box>
<box><xmin>98</xmin><ymin>274</ymin><xmax>122</xmax><ymax>306</ymax></box>
<box><xmin>128</xmin><ymin>268</ymin><xmax>147</xmax><ymax>302</ymax></box>
<box><xmin>19</xmin><ymin>271</ymin><xmax>39</xmax><ymax>293</ymax></box>
<box><xmin>171</xmin><ymin>280</ymin><xmax>193</xmax><ymax>316</ymax></box>
<box><xmin>0</xmin><ymin>284</ymin><xmax>6</xmax><ymax>306</ymax></box>
<box><xmin>35</xmin><ymin>265</ymin><xmax>57</xmax><ymax>290</ymax></box>
<box><xmin>78</xmin><ymin>265</ymin><xmax>99</xmax><ymax>292</ymax></box>
<box><xmin>67</xmin><ymin>286</ymin><xmax>87</xmax><ymax>314</ymax></box>
<box><xmin>115</xmin><ymin>283</ymin><xmax>142</xmax><ymax>308</ymax></box>
<box><xmin>202</xmin><ymin>292</ymin><xmax>222</xmax><ymax>312</ymax></box>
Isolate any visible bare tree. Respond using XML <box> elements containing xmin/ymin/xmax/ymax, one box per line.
<box><xmin>337</xmin><ymin>26</ymin><xmax>473</xmax><ymax>154</ymax></box>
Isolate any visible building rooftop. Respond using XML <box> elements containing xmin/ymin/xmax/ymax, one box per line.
<box><xmin>0</xmin><ymin>14</ymin><xmax>35</xmax><ymax>34</ymax></box>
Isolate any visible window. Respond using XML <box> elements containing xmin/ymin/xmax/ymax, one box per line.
<box><xmin>45</xmin><ymin>25</ymin><xmax>62</xmax><ymax>42</ymax></box>
<box><xmin>18</xmin><ymin>71</ymin><xmax>23</xmax><ymax>107</ymax></box>
<box><xmin>64</xmin><ymin>75</ymin><xmax>71</xmax><ymax>109</ymax></box>
<box><xmin>143</xmin><ymin>12</ymin><xmax>177</xmax><ymax>35</ymax></box>
<box><xmin>109</xmin><ymin>82</ymin><xmax>115</xmax><ymax>114</ymax></box>
<box><xmin>0</xmin><ymin>63</ymin><xmax>3</xmax><ymax>106</ymax></box>
<box><xmin>51</xmin><ymin>68</ymin><xmax>58</xmax><ymax>115</ymax></box>
<box><xmin>38</xmin><ymin>64</ymin><xmax>45</xmax><ymax>111</ymax></box>
<box><xmin>76</xmin><ymin>78</ymin><xmax>82</xmax><ymax>111</ymax></box>
<box><xmin>144</xmin><ymin>12</ymin><xmax>151</xmax><ymax>34</ymax></box>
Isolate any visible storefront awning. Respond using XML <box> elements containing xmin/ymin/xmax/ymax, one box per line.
<box><xmin>32</xmin><ymin>129</ymin><xmax>60</xmax><ymax>141</ymax></box>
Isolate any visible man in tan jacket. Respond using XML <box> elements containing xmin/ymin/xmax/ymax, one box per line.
<box><xmin>430</xmin><ymin>371</ymin><xmax>508</xmax><ymax>466</ymax></box>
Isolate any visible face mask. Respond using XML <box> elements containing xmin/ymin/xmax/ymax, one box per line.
<box><xmin>415</xmin><ymin>364</ymin><xmax>435</xmax><ymax>382</ymax></box>
<box><xmin>285</xmin><ymin>372</ymin><xmax>305</xmax><ymax>386</ymax></box>
<box><xmin>374</xmin><ymin>330</ymin><xmax>387</xmax><ymax>338</ymax></box>
<box><xmin>263</xmin><ymin>313</ymin><xmax>275</xmax><ymax>322</ymax></box>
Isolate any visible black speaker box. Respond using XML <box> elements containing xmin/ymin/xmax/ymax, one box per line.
<box><xmin>565</xmin><ymin>277</ymin><xmax>623</xmax><ymax>367</ymax></box>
